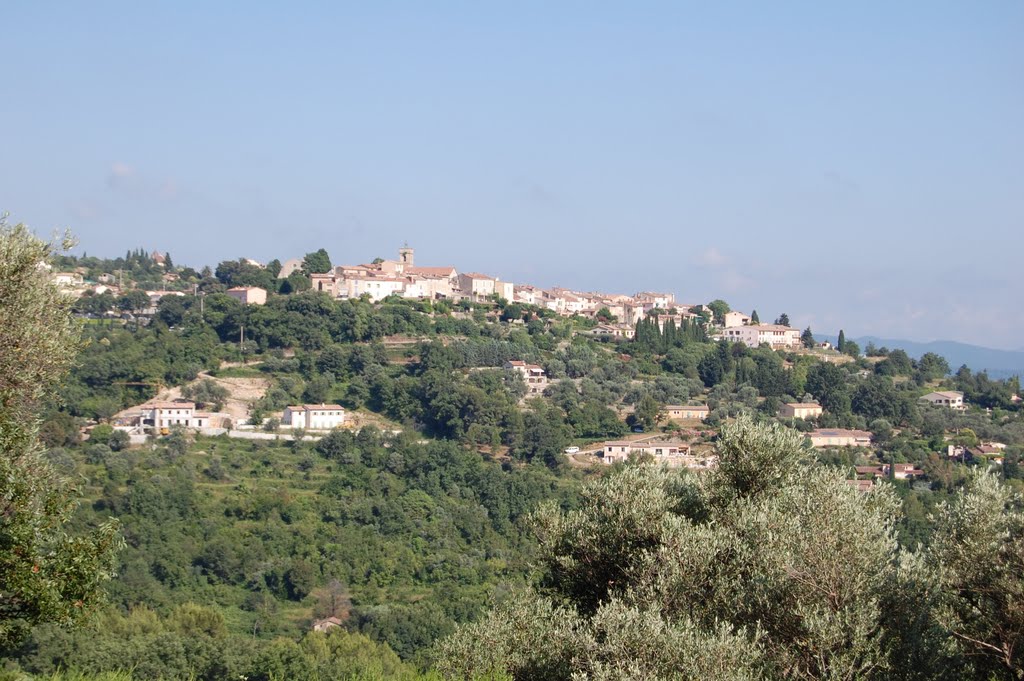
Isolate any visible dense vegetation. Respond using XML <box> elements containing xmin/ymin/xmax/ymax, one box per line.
<box><xmin>439</xmin><ymin>418</ymin><xmax>1024</xmax><ymax>680</ymax></box>
<box><xmin>4</xmin><ymin>241</ymin><xmax>1024</xmax><ymax>679</ymax></box>
<box><xmin>6</xmin><ymin>429</ymin><xmax>571</xmax><ymax>679</ymax></box>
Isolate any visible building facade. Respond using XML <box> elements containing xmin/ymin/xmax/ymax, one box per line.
<box><xmin>779</xmin><ymin>403</ymin><xmax>823</xmax><ymax>419</ymax></box>
<box><xmin>283</xmin><ymin>404</ymin><xmax>346</xmax><ymax>430</ymax></box>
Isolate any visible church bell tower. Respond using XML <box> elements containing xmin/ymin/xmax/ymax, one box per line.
<box><xmin>398</xmin><ymin>244</ymin><xmax>414</xmax><ymax>268</ymax></box>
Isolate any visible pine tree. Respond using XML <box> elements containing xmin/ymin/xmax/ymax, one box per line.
<box><xmin>663</xmin><ymin>319</ymin><xmax>677</xmax><ymax>351</ymax></box>
<box><xmin>750</xmin><ymin>309</ymin><xmax>759</xmax><ymax>324</ymax></box>
<box><xmin>838</xmin><ymin>329</ymin><xmax>846</xmax><ymax>352</ymax></box>
<box><xmin>801</xmin><ymin>327</ymin><xmax>815</xmax><ymax>348</ymax></box>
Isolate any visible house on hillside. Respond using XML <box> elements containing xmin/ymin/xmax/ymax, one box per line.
<box><xmin>226</xmin><ymin>286</ymin><xmax>267</xmax><ymax>305</ymax></box>
<box><xmin>723</xmin><ymin>311</ymin><xmax>752</xmax><ymax>328</ymax></box>
<box><xmin>919</xmin><ymin>391</ymin><xmax>965</xmax><ymax>410</ymax></box>
<box><xmin>587</xmin><ymin>324</ymin><xmax>636</xmax><ymax>340</ymax></box>
<box><xmin>664</xmin><ymin>405</ymin><xmax>710</xmax><ymax>421</ymax></box>
<box><xmin>846</xmin><ymin>479</ymin><xmax>874</xmax><ymax>492</ymax></box>
<box><xmin>633</xmin><ymin>292</ymin><xmax>676</xmax><ymax>309</ymax></box>
<box><xmin>808</xmin><ymin>429</ymin><xmax>872</xmax><ymax>448</ymax></box>
<box><xmin>53</xmin><ymin>272</ymin><xmax>84</xmax><ymax>287</ymax></box>
<box><xmin>311</xmin><ymin>617</ymin><xmax>343</xmax><ymax>633</ymax></box>
<box><xmin>717</xmin><ymin>324</ymin><xmax>801</xmax><ymax>349</ymax></box>
<box><xmin>602</xmin><ymin>440</ymin><xmax>689</xmax><ymax>463</ymax></box>
<box><xmin>458</xmin><ymin>272</ymin><xmax>497</xmax><ymax>299</ymax></box>
<box><xmin>310</xmin><ymin>272</ymin><xmax>340</xmax><ymax>297</ymax></box>
<box><xmin>139</xmin><ymin>401</ymin><xmax>211</xmax><ymax>429</ymax></box>
<box><xmin>504</xmin><ymin>360</ymin><xmax>548</xmax><ymax>395</ymax></box>
<box><xmin>779</xmin><ymin>402</ymin><xmax>823</xmax><ymax>419</ymax></box>
<box><xmin>855</xmin><ymin>463</ymin><xmax>923</xmax><ymax>481</ymax></box>
<box><xmin>282</xmin><ymin>404</ymin><xmax>345</xmax><ymax>430</ymax></box>
<box><xmin>600</xmin><ymin>439</ymin><xmax>713</xmax><ymax>469</ymax></box>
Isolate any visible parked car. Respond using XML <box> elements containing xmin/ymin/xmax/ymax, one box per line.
<box><xmin>564</xmin><ymin>446</ymin><xmax>580</xmax><ymax>454</ymax></box>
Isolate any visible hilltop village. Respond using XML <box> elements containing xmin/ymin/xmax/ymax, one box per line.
<box><xmin>48</xmin><ymin>245</ymin><xmax>1023</xmax><ymax>487</ymax></box>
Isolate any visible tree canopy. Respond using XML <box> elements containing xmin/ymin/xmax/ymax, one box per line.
<box><xmin>301</xmin><ymin>248</ymin><xmax>332</xmax><ymax>275</ymax></box>
<box><xmin>0</xmin><ymin>219</ymin><xmax>122</xmax><ymax>646</ymax></box>
<box><xmin>438</xmin><ymin>416</ymin><xmax>1024</xmax><ymax>680</ymax></box>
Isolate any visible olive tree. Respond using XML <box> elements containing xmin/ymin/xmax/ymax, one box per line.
<box><xmin>437</xmin><ymin>416</ymin><xmax>913</xmax><ymax>680</ymax></box>
<box><xmin>0</xmin><ymin>219</ymin><xmax>122</xmax><ymax>646</ymax></box>
<box><xmin>927</xmin><ymin>473</ymin><xmax>1024</xmax><ymax>678</ymax></box>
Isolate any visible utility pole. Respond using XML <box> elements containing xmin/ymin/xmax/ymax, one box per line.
<box><xmin>193</xmin><ymin>283</ymin><xmax>205</xmax><ymax>318</ymax></box>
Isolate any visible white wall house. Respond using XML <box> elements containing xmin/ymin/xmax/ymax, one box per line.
<box><xmin>342</xmin><ymin>275</ymin><xmax>407</xmax><ymax>301</ymax></box>
<box><xmin>140</xmin><ymin>401</ymin><xmax>211</xmax><ymax>429</ymax></box>
<box><xmin>602</xmin><ymin>440</ymin><xmax>692</xmax><ymax>462</ymax></box>
<box><xmin>919</xmin><ymin>391</ymin><xmax>965</xmax><ymax>410</ymax></box>
<box><xmin>283</xmin><ymin>404</ymin><xmax>346</xmax><ymax>430</ymax></box>
<box><xmin>504</xmin><ymin>360</ymin><xmax>548</xmax><ymax>395</ymax></box>
<box><xmin>458</xmin><ymin>272</ymin><xmax>497</xmax><ymax>299</ymax></box>
<box><xmin>664</xmin><ymin>405</ymin><xmax>710</xmax><ymax>421</ymax></box>
<box><xmin>718</xmin><ymin>324</ymin><xmax>801</xmax><ymax>349</ymax></box>
<box><xmin>634</xmin><ymin>292</ymin><xmax>676</xmax><ymax>309</ymax></box>
<box><xmin>808</xmin><ymin>429</ymin><xmax>873</xmax><ymax>447</ymax></box>
<box><xmin>723</xmin><ymin>311</ymin><xmax>752</xmax><ymax>328</ymax></box>
<box><xmin>494</xmin><ymin>280</ymin><xmax>514</xmax><ymax>302</ymax></box>
<box><xmin>226</xmin><ymin>286</ymin><xmax>267</xmax><ymax>305</ymax></box>
<box><xmin>779</xmin><ymin>403</ymin><xmax>823</xmax><ymax>419</ymax></box>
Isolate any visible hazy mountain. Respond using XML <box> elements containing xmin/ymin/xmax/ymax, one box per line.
<box><xmin>821</xmin><ymin>335</ymin><xmax>1024</xmax><ymax>379</ymax></box>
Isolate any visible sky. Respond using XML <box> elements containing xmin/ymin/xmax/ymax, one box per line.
<box><xmin>2</xmin><ymin>2</ymin><xmax>1022</xmax><ymax>349</ymax></box>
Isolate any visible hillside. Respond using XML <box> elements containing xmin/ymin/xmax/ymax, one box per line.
<box><xmin>7</xmin><ymin>252</ymin><xmax>1024</xmax><ymax>679</ymax></box>
<box><xmin>821</xmin><ymin>334</ymin><xmax>1024</xmax><ymax>379</ymax></box>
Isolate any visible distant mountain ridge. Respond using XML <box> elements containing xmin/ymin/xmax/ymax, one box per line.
<box><xmin>820</xmin><ymin>335</ymin><xmax>1024</xmax><ymax>379</ymax></box>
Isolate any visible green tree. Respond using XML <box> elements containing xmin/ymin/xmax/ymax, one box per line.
<box><xmin>302</xmin><ymin>248</ymin><xmax>332</xmax><ymax>275</ymax></box>
<box><xmin>916</xmin><ymin>352</ymin><xmax>950</xmax><ymax>381</ymax></box>
<box><xmin>750</xmin><ymin>309</ymin><xmax>759</xmax><ymax>324</ymax></box>
<box><xmin>280</xmin><ymin>270</ymin><xmax>311</xmax><ymax>294</ymax></box>
<box><xmin>801</xmin><ymin>326</ymin><xmax>815</xmax><ymax>348</ymax></box>
<box><xmin>116</xmin><ymin>289</ymin><xmax>150</xmax><ymax>314</ymax></box>
<box><xmin>838</xmin><ymin>329</ymin><xmax>846</xmax><ymax>352</ymax></box>
<box><xmin>852</xmin><ymin>376</ymin><xmax>913</xmax><ymax>423</ymax></box>
<box><xmin>0</xmin><ymin>219</ymin><xmax>122</xmax><ymax>646</ymax></box>
<box><xmin>927</xmin><ymin>473</ymin><xmax>1024</xmax><ymax>678</ymax></box>
<box><xmin>707</xmin><ymin>299</ymin><xmax>730</xmax><ymax>325</ymax></box>
<box><xmin>181</xmin><ymin>378</ymin><xmax>230</xmax><ymax>411</ymax></box>
<box><xmin>438</xmin><ymin>417</ymin><xmax>910</xmax><ymax>680</ymax></box>
<box><xmin>630</xmin><ymin>394</ymin><xmax>661</xmax><ymax>431</ymax></box>
<box><xmin>802</xmin><ymin>360</ymin><xmax>851</xmax><ymax>413</ymax></box>
<box><xmin>775</xmin><ymin>312</ymin><xmax>790</xmax><ymax>327</ymax></box>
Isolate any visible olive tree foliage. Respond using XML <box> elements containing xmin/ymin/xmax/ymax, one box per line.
<box><xmin>437</xmin><ymin>416</ymin><xmax>913</xmax><ymax>680</ymax></box>
<box><xmin>0</xmin><ymin>219</ymin><xmax>122</xmax><ymax>646</ymax></box>
<box><xmin>926</xmin><ymin>473</ymin><xmax>1024</xmax><ymax>678</ymax></box>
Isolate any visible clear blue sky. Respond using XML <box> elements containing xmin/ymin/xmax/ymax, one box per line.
<box><xmin>3</xmin><ymin>2</ymin><xmax>1022</xmax><ymax>348</ymax></box>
